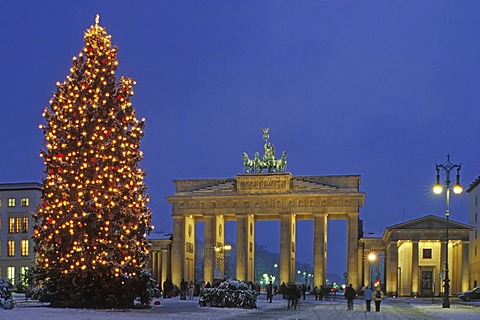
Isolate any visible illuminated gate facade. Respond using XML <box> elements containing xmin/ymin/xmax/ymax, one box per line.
<box><xmin>167</xmin><ymin>173</ymin><xmax>365</xmax><ymax>289</ymax></box>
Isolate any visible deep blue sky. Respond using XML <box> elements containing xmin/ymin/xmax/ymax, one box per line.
<box><xmin>2</xmin><ymin>1</ymin><xmax>480</xmax><ymax>275</ymax></box>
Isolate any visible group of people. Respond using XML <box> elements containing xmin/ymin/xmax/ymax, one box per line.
<box><xmin>163</xmin><ymin>278</ymin><xmax>384</xmax><ymax>312</ymax></box>
<box><xmin>162</xmin><ymin>278</ymin><xmax>198</xmax><ymax>300</ymax></box>
<box><xmin>344</xmin><ymin>284</ymin><xmax>384</xmax><ymax>312</ymax></box>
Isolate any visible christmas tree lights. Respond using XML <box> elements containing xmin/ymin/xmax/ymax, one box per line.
<box><xmin>33</xmin><ymin>15</ymin><xmax>155</xmax><ymax>308</ymax></box>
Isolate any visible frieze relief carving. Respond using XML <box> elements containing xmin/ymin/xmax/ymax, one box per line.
<box><xmin>235</xmin><ymin>174</ymin><xmax>291</xmax><ymax>194</ymax></box>
<box><xmin>174</xmin><ymin>197</ymin><xmax>360</xmax><ymax>211</ymax></box>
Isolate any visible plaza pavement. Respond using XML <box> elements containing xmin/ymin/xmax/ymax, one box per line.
<box><xmin>2</xmin><ymin>294</ymin><xmax>479</xmax><ymax>319</ymax></box>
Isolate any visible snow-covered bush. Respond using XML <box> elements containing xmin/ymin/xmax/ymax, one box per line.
<box><xmin>0</xmin><ymin>277</ymin><xmax>14</xmax><ymax>309</ymax></box>
<box><xmin>199</xmin><ymin>279</ymin><xmax>256</xmax><ymax>309</ymax></box>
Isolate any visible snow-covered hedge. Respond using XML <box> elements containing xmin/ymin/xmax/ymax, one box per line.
<box><xmin>199</xmin><ymin>279</ymin><xmax>256</xmax><ymax>309</ymax></box>
<box><xmin>0</xmin><ymin>278</ymin><xmax>14</xmax><ymax>309</ymax></box>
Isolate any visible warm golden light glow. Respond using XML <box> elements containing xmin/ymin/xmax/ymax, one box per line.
<box><xmin>33</xmin><ymin>16</ymin><xmax>153</xmax><ymax>306</ymax></box>
<box><xmin>433</xmin><ymin>184</ymin><xmax>443</xmax><ymax>194</ymax></box>
<box><xmin>453</xmin><ymin>183</ymin><xmax>463</xmax><ymax>194</ymax></box>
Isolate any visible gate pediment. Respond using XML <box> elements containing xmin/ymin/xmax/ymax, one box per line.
<box><xmin>383</xmin><ymin>215</ymin><xmax>473</xmax><ymax>241</ymax></box>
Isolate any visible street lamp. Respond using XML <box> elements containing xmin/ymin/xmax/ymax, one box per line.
<box><xmin>433</xmin><ymin>154</ymin><xmax>462</xmax><ymax>309</ymax></box>
<box><xmin>214</xmin><ymin>244</ymin><xmax>232</xmax><ymax>279</ymax></box>
<box><xmin>367</xmin><ymin>252</ymin><xmax>381</xmax><ymax>288</ymax></box>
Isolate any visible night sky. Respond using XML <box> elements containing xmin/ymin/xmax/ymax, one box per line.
<box><xmin>2</xmin><ymin>1</ymin><xmax>480</xmax><ymax>276</ymax></box>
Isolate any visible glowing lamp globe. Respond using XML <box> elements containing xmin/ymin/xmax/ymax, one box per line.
<box><xmin>453</xmin><ymin>183</ymin><xmax>463</xmax><ymax>194</ymax></box>
<box><xmin>433</xmin><ymin>184</ymin><xmax>443</xmax><ymax>194</ymax></box>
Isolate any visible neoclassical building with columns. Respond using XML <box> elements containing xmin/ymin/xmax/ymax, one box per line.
<box><xmin>155</xmin><ymin>172</ymin><xmax>473</xmax><ymax>297</ymax></box>
<box><xmin>360</xmin><ymin>215</ymin><xmax>472</xmax><ymax>296</ymax></box>
<box><xmin>166</xmin><ymin>173</ymin><xmax>365</xmax><ymax>289</ymax></box>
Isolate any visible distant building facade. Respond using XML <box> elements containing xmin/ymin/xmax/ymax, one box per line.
<box><xmin>466</xmin><ymin>176</ymin><xmax>480</xmax><ymax>288</ymax></box>
<box><xmin>359</xmin><ymin>215</ymin><xmax>472</xmax><ymax>297</ymax></box>
<box><xmin>0</xmin><ymin>182</ymin><xmax>41</xmax><ymax>286</ymax></box>
<box><xmin>147</xmin><ymin>232</ymin><xmax>172</xmax><ymax>289</ymax></box>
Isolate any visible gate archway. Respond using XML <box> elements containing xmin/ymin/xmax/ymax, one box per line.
<box><xmin>167</xmin><ymin>172</ymin><xmax>365</xmax><ymax>289</ymax></box>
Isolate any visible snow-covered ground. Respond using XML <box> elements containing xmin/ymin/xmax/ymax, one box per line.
<box><xmin>1</xmin><ymin>294</ymin><xmax>479</xmax><ymax>319</ymax></box>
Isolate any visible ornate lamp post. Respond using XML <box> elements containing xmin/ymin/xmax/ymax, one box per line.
<box><xmin>433</xmin><ymin>155</ymin><xmax>463</xmax><ymax>308</ymax></box>
<box><xmin>368</xmin><ymin>252</ymin><xmax>377</xmax><ymax>287</ymax></box>
<box><xmin>214</xmin><ymin>244</ymin><xmax>232</xmax><ymax>279</ymax></box>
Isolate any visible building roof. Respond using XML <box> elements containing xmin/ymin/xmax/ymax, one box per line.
<box><xmin>0</xmin><ymin>182</ymin><xmax>42</xmax><ymax>191</ymax></box>
<box><xmin>466</xmin><ymin>176</ymin><xmax>480</xmax><ymax>193</ymax></box>
<box><xmin>382</xmin><ymin>214</ymin><xmax>473</xmax><ymax>242</ymax></box>
<box><xmin>147</xmin><ymin>232</ymin><xmax>173</xmax><ymax>241</ymax></box>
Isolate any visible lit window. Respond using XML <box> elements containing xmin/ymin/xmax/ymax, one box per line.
<box><xmin>15</xmin><ymin>218</ymin><xmax>21</xmax><ymax>233</ymax></box>
<box><xmin>8</xmin><ymin>218</ymin><xmax>15</xmax><ymax>234</ymax></box>
<box><xmin>0</xmin><ymin>199</ymin><xmax>2</xmax><ymax>207</ymax></box>
<box><xmin>423</xmin><ymin>248</ymin><xmax>432</xmax><ymax>259</ymax></box>
<box><xmin>21</xmin><ymin>240</ymin><xmax>29</xmax><ymax>256</ymax></box>
<box><xmin>7</xmin><ymin>240</ymin><xmax>15</xmax><ymax>257</ymax></box>
<box><xmin>7</xmin><ymin>267</ymin><xmax>15</xmax><ymax>284</ymax></box>
<box><xmin>21</xmin><ymin>217</ymin><xmax>28</xmax><ymax>233</ymax></box>
<box><xmin>8</xmin><ymin>198</ymin><xmax>15</xmax><ymax>207</ymax></box>
<box><xmin>21</xmin><ymin>198</ymin><xmax>29</xmax><ymax>207</ymax></box>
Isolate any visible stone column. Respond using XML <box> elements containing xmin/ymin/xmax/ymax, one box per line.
<box><xmin>346</xmin><ymin>213</ymin><xmax>359</xmax><ymax>289</ymax></box>
<box><xmin>171</xmin><ymin>216</ymin><xmax>185</xmax><ymax>286</ymax></box>
<box><xmin>313</xmin><ymin>213</ymin><xmax>327</xmax><ymax>287</ymax></box>
<box><xmin>204</xmin><ymin>215</ymin><xmax>215</xmax><ymax>284</ymax></box>
<box><xmin>280</xmin><ymin>213</ymin><xmax>296</xmax><ymax>284</ymax></box>
<box><xmin>385</xmin><ymin>241</ymin><xmax>398</xmax><ymax>295</ymax></box>
<box><xmin>236</xmin><ymin>215</ymin><xmax>247</xmax><ymax>281</ymax></box>
<box><xmin>246</xmin><ymin>214</ymin><xmax>255</xmax><ymax>283</ymax></box>
<box><xmin>461</xmin><ymin>242</ymin><xmax>470</xmax><ymax>292</ymax></box>
<box><xmin>215</xmin><ymin>215</ymin><xmax>225</xmax><ymax>280</ymax></box>
<box><xmin>235</xmin><ymin>214</ymin><xmax>254</xmax><ymax>282</ymax></box>
<box><xmin>184</xmin><ymin>215</ymin><xmax>196</xmax><ymax>282</ymax></box>
<box><xmin>411</xmin><ymin>241</ymin><xmax>419</xmax><ymax>296</ymax></box>
<box><xmin>161</xmin><ymin>250</ymin><xmax>169</xmax><ymax>289</ymax></box>
<box><xmin>152</xmin><ymin>251</ymin><xmax>159</xmax><ymax>283</ymax></box>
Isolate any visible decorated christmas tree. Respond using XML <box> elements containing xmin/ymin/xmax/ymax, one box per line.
<box><xmin>33</xmin><ymin>15</ymin><xmax>155</xmax><ymax>308</ymax></box>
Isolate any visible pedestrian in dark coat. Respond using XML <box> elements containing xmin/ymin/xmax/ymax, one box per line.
<box><xmin>266</xmin><ymin>282</ymin><xmax>273</xmax><ymax>303</ymax></box>
<box><xmin>344</xmin><ymin>284</ymin><xmax>356</xmax><ymax>310</ymax></box>
<box><xmin>373</xmin><ymin>287</ymin><xmax>383</xmax><ymax>312</ymax></box>
<box><xmin>280</xmin><ymin>282</ymin><xmax>287</xmax><ymax>299</ymax></box>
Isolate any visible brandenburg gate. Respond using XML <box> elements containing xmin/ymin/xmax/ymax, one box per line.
<box><xmin>167</xmin><ymin>129</ymin><xmax>365</xmax><ymax>289</ymax></box>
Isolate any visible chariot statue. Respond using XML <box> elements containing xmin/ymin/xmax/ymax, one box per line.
<box><xmin>243</xmin><ymin>128</ymin><xmax>287</xmax><ymax>173</ymax></box>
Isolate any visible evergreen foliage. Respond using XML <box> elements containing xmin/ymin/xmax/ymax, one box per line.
<box><xmin>0</xmin><ymin>278</ymin><xmax>14</xmax><ymax>309</ymax></box>
<box><xmin>199</xmin><ymin>280</ymin><xmax>257</xmax><ymax>309</ymax></box>
<box><xmin>33</xmin><ymin>16</ymin><xmax>156</xmax><ymax>309</ymax></box>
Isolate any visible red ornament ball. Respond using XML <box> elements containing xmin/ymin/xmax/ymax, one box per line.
<box><xmin>101</xmin><ymin>58</ymin><xmax>108</xmax><ymax>64</ymax></box>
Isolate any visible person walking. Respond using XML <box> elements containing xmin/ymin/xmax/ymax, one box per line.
<box><xmin>344</xmin><ymin>284</ymin><xmax>356</xmax><ymax>310</ymax></box>
<box><xmin>266</xmin><ymin>281</ymin><xmax>273</xmax><ymax>303</ymax></box>
<box><xmin>188</xmin><ymin>281</ymin><xmax>195</xmax><ymax>300</ymax></box>
<box><xmin>180</xmin><ymin>278</ymin><xmax>188</xmax><ymax>300</ymax></box>
<box><xmin>364</xmin><ymin>285</ymin><xmax>373</xmax><ymax>312</ymax></box>
<box><xmin>373</xmin><ymin>287</ymin><xmax>383</xmax><ymax>312</ymax></box>
<box><xmin>280</xmin><ymin>282</ymin><xmax>287</xmax><ymax>299</ymax></box>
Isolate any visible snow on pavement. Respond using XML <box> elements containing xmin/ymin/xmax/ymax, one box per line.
<box><xmin>1</xmin><ymin>295</ymin><xmax>479</xmax><ymax>319</ymax></box>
